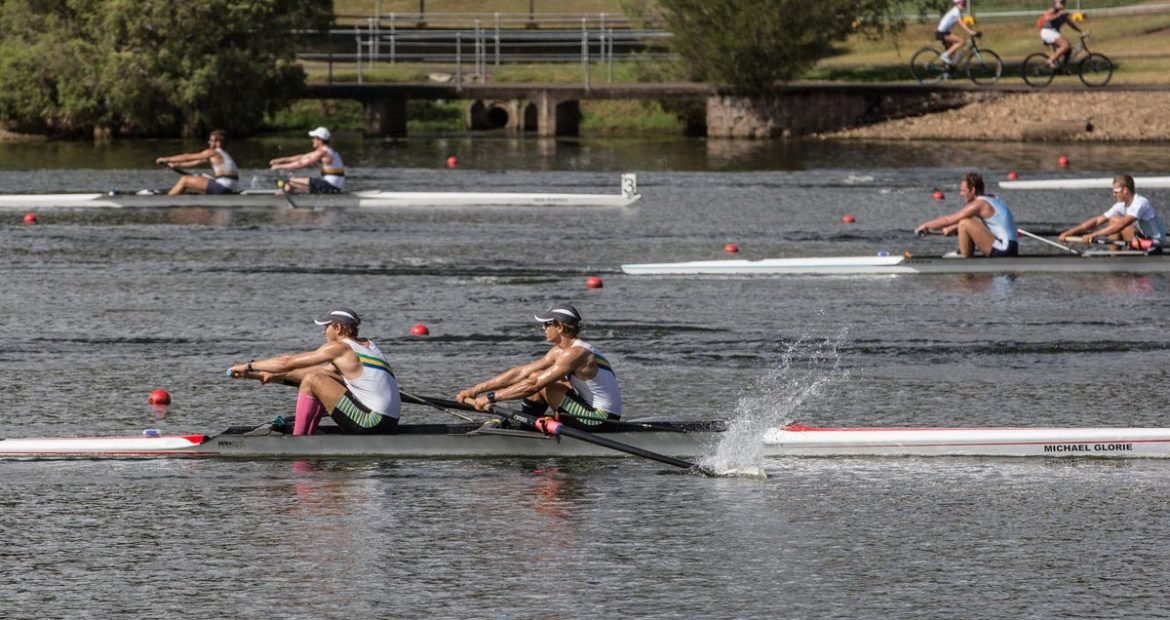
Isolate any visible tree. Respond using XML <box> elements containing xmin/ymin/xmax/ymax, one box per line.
<box><xmin>656</xmin><ymin>0</ymin><xmax>937</xmax><ymax>93</ymax></box>
<box><xmin>0</xmin><ymin>0</ymin><xmax>332</xmax><ymax>137</ymax></box>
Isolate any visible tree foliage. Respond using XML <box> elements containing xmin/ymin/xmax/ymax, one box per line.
<box><xmin>656</xmin><ymin>0</ymin><xmax>939</xmax><ymax>93</ymax></box>
<box><xmin>0</xmin><ymin>0</ymin><xmax>332</xmax><ymax>137</ymax></box>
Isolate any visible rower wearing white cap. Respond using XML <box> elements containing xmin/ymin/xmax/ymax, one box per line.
<box><xmin>228</xmin><ymin>307</ymin><xmax>400</xmax><ymax>435</ymax></box>
<box><xmin>268</xmin><ymin>126</ymin><xmax>346</xmax><ymax>194</ymax></box>
<box><xmin>455</xmin><ymin>303</ymin><xmax>623</xmax><ymax>431</ymax></box>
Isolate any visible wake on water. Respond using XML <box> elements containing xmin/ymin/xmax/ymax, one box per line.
<box><xmin>699</xmin><ymin>330</ymin><xmax>848</xmax><ymax>478</ymax></box>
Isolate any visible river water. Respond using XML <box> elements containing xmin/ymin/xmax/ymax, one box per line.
<box><xmin>2</xmin><ymin>136</ymin><xmax>1170</xmax><ymax>619</ymax></box>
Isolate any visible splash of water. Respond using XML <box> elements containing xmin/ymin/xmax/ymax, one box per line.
<box><xmin>700</xmin><ymin>331</ymin><xmax>848</xmax><ymax>474</ymax></box>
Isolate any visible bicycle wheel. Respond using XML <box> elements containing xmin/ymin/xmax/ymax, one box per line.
<box><xmin>1021</xmin><ymin>53</ymin><xmax>1055</xmax><ymax>88</ymax></box>
<box><xmin>965</xmin><ymin>48</ymin><xmax>1003</xmax><ymax>85</ymax></box>
<box><xmin>1078</xmin><ymin>53</ymin><xmax>1113</xmax><ymax>87</ymax></box>
<box><xmin>910</xmin><ymin>47</ymin><xmax>948</xmax><ymax>84</ymax></box>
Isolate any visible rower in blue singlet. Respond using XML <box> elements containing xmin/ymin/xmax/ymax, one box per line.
<box><xmin>456</xmin><ymin>303</ymin><xmax>624</xmax><ymax>431</ymax></box>
<box><xmin>915</xmin><ymin>172</ymin><xmax>1018</xmax><ymax>257</ymax></box>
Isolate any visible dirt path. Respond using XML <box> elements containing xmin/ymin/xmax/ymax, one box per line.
<box><xmin>826</xmin><ymin>91</ymin><xmax>1170</xmax><ymax>141</ymax></box>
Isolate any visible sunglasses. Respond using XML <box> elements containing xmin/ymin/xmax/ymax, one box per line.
<box><xmin>541</xmin><ymin>321</ymin><xmax>557</xmax><ymax>329</ymax></box>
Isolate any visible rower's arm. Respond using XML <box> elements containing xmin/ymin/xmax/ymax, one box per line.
<box><xmin>1059</xmin><ymin>215</ymin><xmax>1107</xmax><ymax>240</ymax></box>
<box><xmin>456</xmin><ymin>352</ymin><xmax>556</xmax><ymax>401</ymax></box>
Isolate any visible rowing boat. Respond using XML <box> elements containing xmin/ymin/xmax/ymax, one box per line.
<box><xmin>0</xmin><ymin>174</ymin><xmax>640</xmax><ymax>209</ymax></box>
<box><xmin>6</xmin><ymin>421</ymin><xmax>1170</xmax><ymax>459</ymax></box>
<box><xmin>621</xmin><ymin>252</ymin><xmax>1170</xmax><ymax>276</ymax></box>
<box><xmin>999</xmin><ymin>175</ymin><xmax>1170</xmax><ymax>190</ymax></box>
<box><xmin>767</xmin><ymin>424</ymin><xmax>1170</xmax><ymax>458</ymax></box>
<box><xmin>0</xmin><ymin>420</ymin><xmax>724</xmax><ymax>458</ymax></box>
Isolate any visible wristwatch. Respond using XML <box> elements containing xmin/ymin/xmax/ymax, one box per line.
<box><xmin>485</xmin><ymin>391</ymin><xmax>496</xmax><ymax>403</ymax></box>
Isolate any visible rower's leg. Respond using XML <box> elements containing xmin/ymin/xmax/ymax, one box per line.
<box><xmin>294</xmin><ymin>369</ymin><xmax>347</xmax><ymax>434</ymax></box>
<box><xmin>167</xmin><ymin>175</ymin><xmax>210</xmax><ymax>196</ymax></box>
<box><xmin>958</xmin><ymin>218</ymin><xmax>996</xmax><ymax>257</ymax></box>
<box><xmin>293</xmin><ymin>392</ymin><xmax>326</xmax><ymax>435</ymax></box>
<box><xmin>287</xmin><ymin>177</ymin><xmax>312</xmax><ymax>194</ymax></box>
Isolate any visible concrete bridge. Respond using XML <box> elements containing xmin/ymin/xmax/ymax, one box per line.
<box><xmin>304</xmin><ymin>81</ymin><xmax>1143</xmax><ymax>138</ymax></box>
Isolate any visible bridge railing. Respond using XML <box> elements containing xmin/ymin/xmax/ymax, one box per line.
<box><xmin>298</xmin><ymin>22</ymin><xmax>674</xmax><ymax>88</ymax></box>
<box><xmin>335</xmin><ymin>11</ymin><xmax>664</xmax><ymax>30</ymax></box>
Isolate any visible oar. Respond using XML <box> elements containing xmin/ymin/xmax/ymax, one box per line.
<box><xmin>275</xmin><ymin>178</ymin><xmax>301</xmax><ymax>209</ymax></box>
<box><xmin>403</xmin><ymin>391</ymin><xmax>684</xmax><ymax>433</ymax></box>
<box><xmin>400</xmin><ymin>390</ymin><xmax>477</xmax><ymax>422</ymax></box>
<box><xmin>430</xmin><ymin>396</ymin><xmax>712</xmax><ymax>474</ymax></box>
<box><xmin>1017</xmin><ymin>228</ymin><xmax>1081</xmax><ymax>255</ymax></box>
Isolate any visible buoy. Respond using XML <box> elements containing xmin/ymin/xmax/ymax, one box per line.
<box><xmin>410</xmin><ymin>323</ymin><xmax>430</xmax><ymax>336</ymax></box>
<box><xmin>1058</xmin><ymin>155</ymin><xmax>1070</xmax><ymax>168</ymax></box>
<box><xmin>585</xmin><ymin>275</ymin><xmax>604</xmax><ymax>289</ymax></box>
<box><xmin>842</xmin><ymin>214</ymin><xmax>855</xmax><ymax>224</ymax></box>
<box><xmin>724</xmin><ymin>243</ymin><xmax>739</xmax><ymax>253</ymax></box>
<box><xmin>1007</xmin><ymin>171</ymin><xmax>1019</xmax><ymax>180</ymax></box>
<box><xmin>147</xmin><ymin>389</ymin><xmax>171</xmax><ymax>406</ymax></box>
<box><xmin>446</xmin><ymin>155</ymin><xmax>459</xmax><ymax>169</ymax></box>
<box><xmin>932</xmin><ymin>191</ymin><xmax>945</xmax><ymax>201</ymax></box>
<box><xmin>22</xmin><ymin>212</ymin><xmax>37</xmax><ymax>225</ymax></box>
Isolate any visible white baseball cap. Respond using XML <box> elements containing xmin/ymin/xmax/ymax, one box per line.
<box><xmin>308</xmin><ymin>127</ymin><xmax>331</xmax><ymax>141</ymax></box>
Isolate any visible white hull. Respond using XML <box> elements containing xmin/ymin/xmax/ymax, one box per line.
<box><xmin>621</xmin><ymin>253</ymin><xmax>1170</xmax><ymax>276</ymax></box>
<box><xmin>0</xmin><ymin>421</ymin><xmax>721</xmax><ymax>458</ymax></box>
<box><xmin>0</xmin><ymin>174</ymin><xmax>639</xmax><ymax>209</ymax></box>
<box><xmin>7</xmin><ymin>422</ymin><xmax>1170</xmax><ymax>459</ymax></box>
<box><xmin>765</xmin><ymin>425</ymin><xmax>1170</xmax><ymax>458</ymax></box>
<box><xmin>999</xmin><ymin>175</ymin><xmax>1170</xmax><ymax>190</ymax></box>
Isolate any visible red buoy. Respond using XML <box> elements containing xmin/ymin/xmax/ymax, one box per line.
<box><xmin>932</xmin><ymin>191</ymin><xmax>945</xmax><ymax>201</ymax></box>
<box><xmin>1006</xmin><ymin>171</ymin><xmax>1019</xmax><ymax>180</ymax></box>
<box><xmin>842</xmin><ymin>214</ymin><xmax>855</xmax><ymax>224</ymax></box>
<box><xmin>1058</xmin><ymin>155</ymin><xmax>1070</xmax><ymax>168</ymax></box>
<box><xmin>585</xmin><ymin>275</ymin><xmax>603</xmax><ymax>289</ymax></box>
<box><xmin>446</xmin><ymin>155</ymin><xmax>459</xmax><ymax>169</ymax></box>
<box><xmin>410</xmin><ymin>323</ymin><xmax>430</xmax><ymax>336</ymax></box>
<box><xmin>22</xmin><ymin>212</ymin><xmax>37</xmax><ymax>225</ymax></box>
<box><xmin>724</xmin><ymin>243</ymin><xmax>739</xmax><ymax>253</ymax></box>
<box><xmin>148</xmin><ymin>389</ymin><xmax>171</xmax><ymax>406</ymax></box>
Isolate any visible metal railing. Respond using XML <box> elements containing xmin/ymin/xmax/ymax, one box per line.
<box><xmin>301</xmin><ymin>21</ymin><xmax>674</xmax><ymax>88</ymax></box>
<box><xmin>335</xmin><ymin>10</ymin><xmax>664</xmax><ymax>30</ymax></box>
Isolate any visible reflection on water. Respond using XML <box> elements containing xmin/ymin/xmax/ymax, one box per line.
<box><xmin>3</xmin><ymin>134</ymin><xmax>1170</xmax><ymax>174</ymax></box>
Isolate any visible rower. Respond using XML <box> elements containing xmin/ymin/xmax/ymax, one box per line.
<box><xmin>914</xmin><ymin>172</ymin><xmax>1018</xmax><ymax>258</ymax></box>
<box><xmin>228</xmin><ymin>307</ymin><xmax>400</xmax><ymax>435</ymax></box>
<box><xmin>455</xmin><ymin>303</ymin><xmax>623</xmax><ymax>432</ymax></box>
<box><xmin>155</xmin><ymin>129</ymin><xmax>239</xmax><ymax>196</ymax></box>
<box><xmin>269</xmin><ymin>127</ymin><xmax>345</xmax><ymax>194</ymax></box>
<box><xmin>1058</xmin><ymin>174</ymin><xmax>1165</xmax><ymax>253</ymax></box>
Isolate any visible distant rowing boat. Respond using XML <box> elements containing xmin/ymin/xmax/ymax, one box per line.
<box><xmin>999</xmin><ymin>175</ymin><xmax>1170</xmax><ymax>190</ymax></box>
<box><xmin>0</xmin><ymin>174</ymin><xmax>640</xmax><ymax>209</ymax></box>
<box><xmin>621</xmin><ymin>251</ymin><xmax>1170</xmax><ymax>276</ymax></box>
<box><xmin>4</xmin><ymin>421</ymin><xmax>1170</xmax><ymax>459</ymax></box>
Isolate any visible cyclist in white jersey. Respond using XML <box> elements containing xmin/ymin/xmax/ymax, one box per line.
<box><xmin>936</xmin><ymin>0</ymin><xmax>979</xmax><ymax>67</ymax></box>
<box><xmin>915</xmin><ymin>172</ymin><xmax>1019</xmax><ymax>257</ymax></box>
<box><xmin>155</xmin><ymin>129</ymin><xmax>239</xmax><ymax>195</ymax></box>
<box><xmin>269</xmin><ymin>126</ymin><xmax>346</xmax><ymax>194</ymax></box>
<box><xmin>456</xmin><ymin>303</ymin><xmax>623</xmax><ymax>431</ymax></box>
<box><xmin>1059</xmin><ymin>175</ymin><xmax>1165</xmax><ymax>252</ymax></box>
<box><xmin>228</xmin><ymin>307</ymin><xmax>400</xmax><ymax>435</ymax></box>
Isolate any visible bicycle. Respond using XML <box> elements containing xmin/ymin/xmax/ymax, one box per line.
<box><xmin>1021</xmin><ymin>34</ymin><xmax>1113</xmax><ymax>88</ymax></box>
<box><xmin>910</xmin><ymin>33</ymin><xmax>1004</xmax><ymax>86</ymax></box>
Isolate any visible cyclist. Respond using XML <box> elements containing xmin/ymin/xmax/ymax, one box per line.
<box><xmin>1039</xmin><ymin>0</ymin><xmax>1085</xmax><ymax>69</ymax></box>
<box><xmin>937</xmin><ymin>0</ymin><xmax>979</xmax><ymax>68</ymax></box>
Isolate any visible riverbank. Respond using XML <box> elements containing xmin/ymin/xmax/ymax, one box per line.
<box><xmin>824</xmin><ymin>91</ymin><xmax>1170</xmax><ymax>142</ymax></box>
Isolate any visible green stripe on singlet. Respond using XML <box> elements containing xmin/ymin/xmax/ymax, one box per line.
<box><xmin>593</xmin><ymin>353</ymin><xmax>614</xmax><ymax>373</ymax></box>
<box><xmin>334</xmin><ymin>395</ymin><xmax>384</xmax><ymax>429</ymax></box>
<box><xmin>357</xmin><ymin>353</ymin><xmax>395</xmax><ymax>376</ymax></box>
